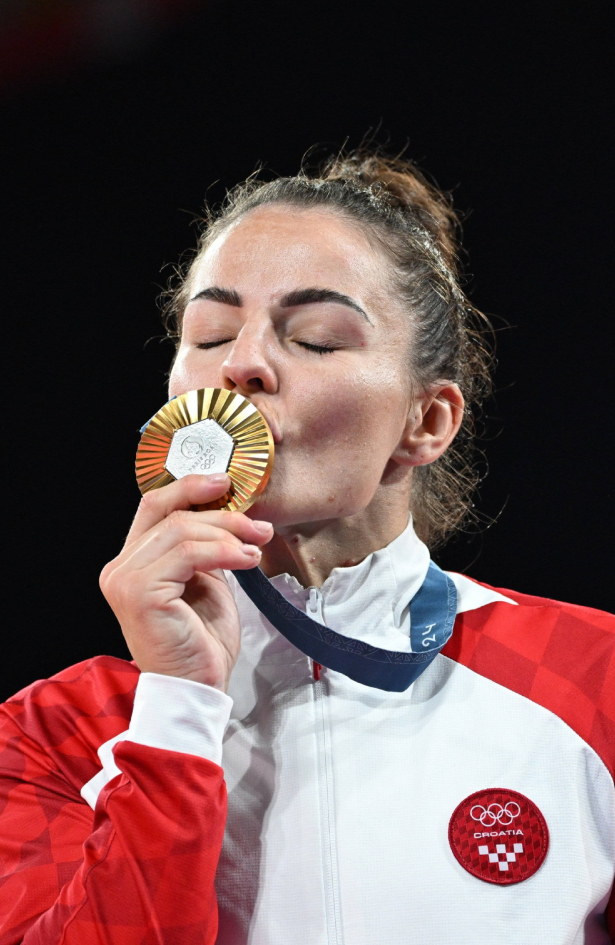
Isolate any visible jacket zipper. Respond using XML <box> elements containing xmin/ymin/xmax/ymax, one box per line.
<box><xmin>307</xmin><ymin>587</ymin><xmax>345</xmax><ymax>945</ymax></box>
<box><xmin>307</xmin><ymin>587</ymin><xmax>323</xmax><ymax>680</ymax></box>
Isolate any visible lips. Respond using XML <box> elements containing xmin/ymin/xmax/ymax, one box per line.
<box><xmin>250</xmin><ymin>402</ymin><xmax>281</xmax><ymax>444</ymax></box>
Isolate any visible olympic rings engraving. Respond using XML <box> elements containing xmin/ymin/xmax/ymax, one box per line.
<box><xmin>470</xmin><ymin>802</ymin><xmax>521</xmax><ymax>827</ymax></box>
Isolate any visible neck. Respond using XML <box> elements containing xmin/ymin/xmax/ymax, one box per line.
<box><xmin>260</xmin><ymin>477</ymin><xmax>414</xmax><ymax>587</ymax></box>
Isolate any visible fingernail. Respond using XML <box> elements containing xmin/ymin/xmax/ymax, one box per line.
<box><xmin>208</xmin><ymin>474</ymin><xmax>230</xmax><ymax>484</ymax></box>
<box><xmin>252</xmin><ymin>520</ymin><xmax>273</xmax><ymax>534</ymax></box>
<box><xmin>242</xmin><ymin>544</ymin><xmax>262</xmax><ymax>558</ymax></box>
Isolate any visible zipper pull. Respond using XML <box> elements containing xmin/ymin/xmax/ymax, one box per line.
<box><xmin>307</xmin><ymin>587</ymin><xmax>319</xmax><ymax>614</ymax></box>
<box><xmin>306</xmin><ymin>586</ymin><xmax>324</xmax><ymax>623</ymax></box>
<box><xmin>307</xmin><ymin>588</ymin><xmax>324</xmax><ymax>680</ymax></box>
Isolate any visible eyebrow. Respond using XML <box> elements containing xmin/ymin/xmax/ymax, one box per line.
<box><xmin>280</xmin><ymin>288</ymin><xmax>373</xmax><ymax>325</ymax></box>
<box><xmin>190</xmin><ymin>286</ymin><xmax>242</xmax><ymax>307</ymax></box>
<box><xmin>189</xmin><ymin>285</ymin><xmax>373</xmax><ymax>325</ymax></box>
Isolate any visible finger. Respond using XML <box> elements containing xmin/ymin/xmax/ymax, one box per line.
<box><xmin>121</xmin><ymin>516</ymin><xmax>264</xmax><ymax>571</ymax></box>
<box><xmin>123</xmin><ymin>508</ymin><xmax>273</xmax><ymax>566</ymax></box>
<box><xmin>170</xmin><ymin>509</ymin><xmax>273</xmax><ymax>545</ymax></box>
<box><xmin>142</xmin><ymin>539</ymin><xmax>262</xmax><ymax>592</ymax></box>
<box><xmin>126</xmin><ymin>474</ymin><xmax>232</xmax><ymax>546</ymax></box>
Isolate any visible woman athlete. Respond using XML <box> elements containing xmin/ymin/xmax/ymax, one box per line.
<box><xmin>1</xmin><ymin>152</ymin><xmax>613</xmax><ymax>945</ymax></box>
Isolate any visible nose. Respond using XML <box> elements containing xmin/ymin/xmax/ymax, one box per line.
<box><xmin>221</xmin><ymin>322</ymin><xmax>278</xmax><ymax>396</ymax></box>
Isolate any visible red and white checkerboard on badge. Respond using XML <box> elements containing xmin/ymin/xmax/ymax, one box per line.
<box><xmin>448</xmin><ymin>788</ymin><xmax>549</xmax><ymax>885</ymax></box>
<box><xmin>477</xmin><ymin>839</ymin><xmax>524</xmax><ymax>872</ymax></box>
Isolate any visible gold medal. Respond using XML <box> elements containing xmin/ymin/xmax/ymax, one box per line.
<box><xmin>136</xmin><ymin>388</ymin><xmax>274</xmax><ymax>512</ymax></box>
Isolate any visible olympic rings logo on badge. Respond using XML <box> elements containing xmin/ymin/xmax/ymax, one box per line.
<box><xmin>470</xmin><ymin>802</ymin><xmax>521</xmax><ymax>827</ymax></box>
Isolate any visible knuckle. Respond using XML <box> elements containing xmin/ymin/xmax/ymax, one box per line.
<box><xmin>204</xmin><ymin>539</ymin><xmax>228</xmax><ymax>564</ymax></box>
<box><xmin>223</xmin><ymin>511</ymin><xmax>242</xmax><ymax>525</ymax></box>
<box><xmin>165</xmin><ymin>508</ymin><xmax>188</xmax><ymax>533</ymax></box>
<box><xmin>177</xmin><ymin>539</ymin><xmax>197</xmax><ymax>561</ymax></box>
<box><xmin>139</xmin><ymin>490</ymin><xmax>159</xmax><ymax>514</ymax></box>
<box><xmin>99</xmin><ymin>557</ymin><xmax>120</xmax><ymax>594</ymax></box>
<box><xmin>233</xmin><ymin>510</ymin><xmax>251</xmax><ymax>524</ymax></box>
<box><xmin>101</xmin><ymin>569</ymin><xmax>133</xmax><ymax>611</ymax></box>
<box><xmin>167</xmin><ymin>508</ymin><xmax>185</xmax><ymax>526</ymax></box>
<box><xmin>99</xmin><ymin>563</ymin><xmax>111</xmax><ymax>590</ymax></box>
<box><xmin>218</xmin><ymin>511</ymin><xmax>247</xmax><ymax>535</ymax></box>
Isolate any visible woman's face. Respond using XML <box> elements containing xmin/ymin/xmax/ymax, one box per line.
<box><xmin>169</xmin><ymin>205</ymin><xmax>416</xmax><ymax>527</ymax></box>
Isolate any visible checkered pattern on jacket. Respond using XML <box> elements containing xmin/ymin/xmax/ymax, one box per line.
<box><xmin>442</xmin><ymin>583</ymin><xmax>615</xmax><ymax>780</ymax></box>
<box><xmin>0</xmin><ymin>657</ymin><xmax>226</xmax><ymax>944</ymax></box>
<box><xmin>1</xmin><ymin>587</ymin><xmax>613</xmax><ymax>943</ymax></box>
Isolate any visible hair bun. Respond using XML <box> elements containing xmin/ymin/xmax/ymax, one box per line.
<box><xmin>322</xmin><ymin>151</ymin><xmax>459</xmax><ymax>270</ymax></box>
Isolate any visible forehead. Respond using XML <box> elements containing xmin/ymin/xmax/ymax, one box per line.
<box><xmin>188</xmin><ymin>205</ymin><xmax>392</xmax><ymax>302</ymax></box>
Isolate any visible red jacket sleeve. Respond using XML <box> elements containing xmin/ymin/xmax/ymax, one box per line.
<box><xmin>0</xmin><ymin>665</ymin><xmax>227</xmax><ymax>944</ymax></box>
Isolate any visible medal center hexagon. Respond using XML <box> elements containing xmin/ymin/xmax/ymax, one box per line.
<box><xmin>165</xmin><ymin>418</ymin><xmax>235</xmax><ymax>480</ymax></box>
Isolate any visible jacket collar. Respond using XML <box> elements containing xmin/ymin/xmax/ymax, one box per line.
<box><xmin>264</xmin><ymin>517</ymin><xmax>430</xmax><ymax>652</ymax></box>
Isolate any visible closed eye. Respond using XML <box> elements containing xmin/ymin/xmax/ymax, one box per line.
<box><xmin>196</xmin><ymin>339</ymin><xmax>338</xmax><ymax>354</ymax></box>
<box><xmin>296</xmin><ymin>341</ymin><xmax>337</xmax><ymax>355</ymax></box>
<box><xmin>196</xmin><ymin>339</ymin><xmax>234</xmax><ymax>349</ymax></box>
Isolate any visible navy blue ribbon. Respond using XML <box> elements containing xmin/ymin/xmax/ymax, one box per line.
<box><xmin>232</xmin><ymin>561</ymin><xmax>457</xmax><ymax>692</ymax></box>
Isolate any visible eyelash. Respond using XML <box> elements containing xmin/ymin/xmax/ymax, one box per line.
<box><xmin>196</xmin><ymin>340</ymin><xmax>337</xmax><ymax>355</ymax></box>
<box><xmin>297</xmin><ymin>342</ymin><xmax>337</xmax><ymax>355</ymax></box>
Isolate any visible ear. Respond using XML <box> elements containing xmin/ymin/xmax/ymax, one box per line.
<box><xmin>391</xmin><ymin>383</ymin><xmax>465</xmax><ymax>467</ymax></box>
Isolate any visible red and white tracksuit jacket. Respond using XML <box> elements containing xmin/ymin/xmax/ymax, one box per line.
<box><xmin>1</xmin><ymin>521</ymin><xmax>613</xmax><ymax>944</ymax></box>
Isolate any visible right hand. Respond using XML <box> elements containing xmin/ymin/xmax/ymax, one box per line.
<box><xmin>99</xmin><ymin>474</ymin><xmax>273</xmax><ymax>692</ymax></box>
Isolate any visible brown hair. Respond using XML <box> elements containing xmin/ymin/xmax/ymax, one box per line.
<box><xmin>163</xmin><ymin>150</ymin><xmax>494</xmax><ymax>548</ymax></box>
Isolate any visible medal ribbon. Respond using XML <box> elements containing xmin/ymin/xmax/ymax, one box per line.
<box><xmin>232</xmin><ymin>561</ymin><xmax>457</xmax><ymax>692</ymax></box>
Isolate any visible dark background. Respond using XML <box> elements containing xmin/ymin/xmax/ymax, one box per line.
<box><xmin>2</xmin><ymin>0</ymin><xmax>613</xmax><ymax>701</ymax></box>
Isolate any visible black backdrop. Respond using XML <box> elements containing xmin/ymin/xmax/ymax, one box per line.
<box><xmin>2</xmin><ymin>1</ymin><xmax>613</xmax><ymax>701</ymax></box>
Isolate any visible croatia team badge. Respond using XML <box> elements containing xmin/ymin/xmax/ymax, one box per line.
<box><xmin>448</xmin><ymin>788</ymin><xmax>549</xmax><ymax>885</ymax></box>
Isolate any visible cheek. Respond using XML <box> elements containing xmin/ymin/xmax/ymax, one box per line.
<box><xmin>295</xmin><ymin>364</ymin><xmax>407</xmax><ymax>450</ymax></box>
<box><xmin>168</xmin><ymin>348</ymin><xmax>216</xmax><ymax>396</ymax></box>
